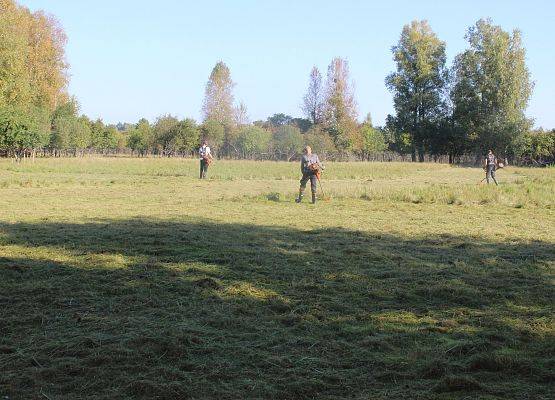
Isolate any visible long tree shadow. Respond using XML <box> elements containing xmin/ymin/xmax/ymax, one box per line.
<box><xmin>1</xmin><ymin>219</ymin><xmax>553</xmax><ymax>399</ymax></box>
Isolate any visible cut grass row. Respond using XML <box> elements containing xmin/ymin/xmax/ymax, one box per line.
<box><xmin>1</xmin><ymin>158</ymin><xmax>553</xmax><ymax>208</ymax></box>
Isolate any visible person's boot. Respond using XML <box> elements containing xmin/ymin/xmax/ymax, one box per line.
<box><xmin>295</xmin><ymin>189</ymin><xmax>304</xmax><ymax>203</ymax></box>
<box><xmin>311</xmin><ymin>192</ymin><xmax>317</xmax><ymax>204</ymax></box>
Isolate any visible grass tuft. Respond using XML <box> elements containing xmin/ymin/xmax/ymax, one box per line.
<box><xmin>265</xmin><ymin>192</ymin><xmax>281</xmax><ymax>202</ymax></box>
<box><xmin>434</xmin><ymin>375</ymin><xmax>483</xmax><ymax>392</ymax></box>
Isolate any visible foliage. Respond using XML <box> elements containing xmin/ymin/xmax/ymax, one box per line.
<box><xmin>291</xmin><ymin>117</ymin><xmax>312</xmax><ymax>133</ymax></box>
<box><xmin>235</xmin><ymin>125</ymin><xmax>272</xmax><ymax>159</ymax></box>
<box><xmin>302</xmin><ymin>66</ymin><xmax>324</xmax><ymax>124</ymax></box>
<box><xmin>323</xmin><ymin>58</ymin><xmax>359</xmax><ymax>151</ymax></box>
<box><xmin>384</xmin><ymin>114</ymin><xmax>412</xmax><ymax>155</ymax></box>
<box><xmin>234</xmin><ymin>102</ymin><xmax>249</xmax><ymax>126</ymax></box>
<box><xmin>152</xmin><ymin>115</ymin><xmax>179</xmax><ymax>155</ymax></box>
<box><xmin>127</xmin><ymin>119</ymin><xmax>152</xmax><ymax>155</ymax></box>
<box><xmin>201</xmin><ymin>119</ymin><xmax>225</xmax><ymax>153</ymax></box>
<box><xmin>0</xmin><ymin>0</ymin><xmax>68</xmax><ymax>112</ymax></box>
<box><xmin>267</xmin><ymin>113</ymin><xmax>294</xmax><ymax>127</ymax></box>
<box><xmin>512</xmin><ymin>129</ymin><xmax>555</xmax><ymax>165</ymax></box>
<box><xmin>50</xmin><ymin>99</ymin><xmax>91</xmax><ymax>152</ymax></box>
<box><xmin>386</xmin><ymin>20</ymin><xmax>449</xmax><ymax>161</ymax></box>
<box><xmin>0</xmin><ymin>0</ymin><xmax>68</xmax><ymax>156</ymax></box>
<box><xmin>97</xmin><ymin>126</ymin><xmax>119</xmax><ymax>151</ymax></box>
<box><xmin>303</xmin><ymin>125</ymin><xmax>338</xmax><ymax>159</ymax></box>
<box><xmin>170</xmin><ymin>119</ymin><xmax>200</xmax><ymax>154</ymax></box>
<box><xmin>202</xmin><ymin>61</ymin><xmax>235</xmax><ymax>126</ymax></box>
<box><xmin>0</xmin><ymin>105</ymin><xmax>49</xmax><ymax>157</ymax></box>
<box><xmin>272</xmin><ymin>125</ymin><xmax>304</xmax><ymax>160</ymax></box>
<box><xmin>114</xmin><ymin>129</ymin><xmax>127</xmax><ymax>151</ymax></box>
<box><xmin>70</xmin><ymin>117</ymin><xmax>92</xmax><ymax>151</ymax></box>
<box><xmin>265</xmin><ymin>114</ymin><xmax>312</xmax><ymax>134</ymax></box>
<box><xmin>360</xmin><ymin>122</ymin><xmax>387</xmax><ymax>158</ymax></box>
<box><xmin>89</xmin><ymin>119</ymin><xmax>106</xmax><ymax>150</ymax></box>
<box><xmin>451</xmin><ymin>19</ymin><xmax>533</xmax><ymax>156</ymax></box>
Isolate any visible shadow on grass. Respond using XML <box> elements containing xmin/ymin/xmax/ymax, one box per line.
<box><xmin>0</xmin><ymin>218</ymin><xmax>553</xmax><ymax>399</ymax></box>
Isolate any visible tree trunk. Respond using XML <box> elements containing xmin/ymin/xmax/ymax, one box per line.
<box><xmin>417</xmin><ymin>143</ymin><xmax>425</xmax><ymax>162</ymax></box>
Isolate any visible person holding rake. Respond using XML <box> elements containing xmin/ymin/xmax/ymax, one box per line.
<box><xmin>296</xmin><ymin>145</ymin><xmax>324</xmax><ymax>204</ymax></box>
<box><xmin>484</xmin><ymin>149</ymin><xmax>500</xmax><ymax>185</ymax></box>
<box><xmin>199</xmin><ymin>140</ymin><xmax>213</xmax><ymax>179</ymax></box>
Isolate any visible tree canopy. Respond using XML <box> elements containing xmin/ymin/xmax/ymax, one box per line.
<box><xmin>451</xmin><ymin>19</ymin><xmax>533</xmax><ymax>156</ymax></box>
<box><xmin>386</xmin><ymin>20</ymin><xmax>449</xmax><ymax>161</ymax></box>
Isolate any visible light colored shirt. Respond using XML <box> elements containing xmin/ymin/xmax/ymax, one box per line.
<box><xmin>301</xmin><ymin>154</ymin><xmax>321</xmax><ymax>173</ymax></box>
<box><xmin>199</xmin><ymin>145</ymin><xmax>211</xmax><ymax>159</ymax></box>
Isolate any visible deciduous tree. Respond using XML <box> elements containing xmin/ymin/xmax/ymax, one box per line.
<box><xmin>153</xmin><ymin>115</ymin><xmax>179</xmax><ymax>155</ymax></box>
<box><xmin>236</xmin><ymin>126</ymin><xmax>271</xmax><ymax>159</ymax></box>
<box><xmin>302</xmin><ymin>66</ymin><xmax>324</xmax><ymax>124</ymax></box>
<box><xmin>0</xmin><ymin>0</ymin><xmax>68</xmax><ymax>157</ymax></box>
<box><xmin>272</xmin><ymin>125</ymin><xmax>304</xmax><ymax>161</ymax></box>
<box><xmin>0</xmin><ymin>105</ymin><xmax>49</xmax><ymax>159</ymax></box>
<box><xmin>170</xmin><ymin>119</ymin><xmax>200</xmax><ymax>155</ymax></box>
<box><xmin>360</xmin><ymin>114</ymin><xmax>386</xmax><ymax>159</ymax></box>
<box><xmin>304</xmin><ymin>126</ymin><xmax>338</xmax><ymax>160</ymax></box>
<box><xmin>386</xmin><ymin>20</ymin><xmax>448</xmax><ymax>162</ymax></box>
<box><xmin>451</xmin><ymin>19</ymin><xmax>533</xmax><ymax>156</ymax></box>
<box><xmin>234</xmin><ymin>102</ymin><xmax>249</xmax><ymax>126</ymax></box>
<box><xmin>49</xmin><ymin>98</ymin><xmax>79</xmax><ymax>153</ymax></box>
<box><xmin>323</xmin><ymin>58</ymin><xmax>359</xmax><ymax>152</ymax></box>
<box><xmin>127</xmin><ymin>119</ymin><xmax>152</xmax><ymax>156</ymax></box>
<box><xmin>202</xmin><ymin>62</ymin><xmax>235</xmax><ymax>126</ymax></box>
<box><xmin>201</xmin><ymin>120</ymin><xmax>225</xmax><ymax>154</ymax></box>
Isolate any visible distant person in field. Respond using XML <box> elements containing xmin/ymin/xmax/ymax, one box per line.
<box><xmin>484</xmin><ymin>149</ymin><xmax>499</xmax><ymax>185</ymax></box>
<box><xmin>296</xmin><ymin>145</ymin><xmax>324</xmax><ymax>204</ymax></box>
<box><xmin>199</xmin><ymin>140</ymin><xmax>213</xmax><ymax>179</ymax></box>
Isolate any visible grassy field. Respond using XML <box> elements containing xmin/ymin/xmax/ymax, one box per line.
<box><xmin>0</xmin><ymin>158</ymin><xmax>553</xmax><ymax>399</ymax></box>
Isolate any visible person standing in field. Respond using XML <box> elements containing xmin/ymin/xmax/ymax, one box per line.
<box><xmin>484</xmin><ymin>149</ymin><xmax>499</xmax><ymax>185</ymax></box>
<box><xmin>199</xmin><ymin>140</ymin><xmax>213</xmax><ymax>179</ymax></box>
<box><xmin>296</xmin><ymin>145</ymin><xmax>324</xmax><ymax>204</ymax></box>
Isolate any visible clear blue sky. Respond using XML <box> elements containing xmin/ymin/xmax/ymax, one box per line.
<box><xmin>20</xmin><ymin>0</ymin><xmax>555</xmax><ymax>128</ymax></box>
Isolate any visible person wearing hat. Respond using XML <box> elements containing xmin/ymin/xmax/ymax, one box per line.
<box><xmin>296</xmin><ymin>145</ymin><xmax>323</xmax><ymax>204</ymax></box>
<box><xmin>199</xmin><ymin>140</ymin><xmax>213</xmax><ymax>179</ymax></box>
<box><xmin>484</xmin><ymin>149</ymin><xmax>499</xmax><ymax>185</ymax></box>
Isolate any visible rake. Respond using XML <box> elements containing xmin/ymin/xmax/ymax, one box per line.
<box><xmin>479</xmin><ymin>165</ymin><xmax>504</xmax><ymax>185</ymax></box>
<box><xmin>316</xmin><ymin>174</ymin><xmax>331</xmax><ymax>201</ymax></box>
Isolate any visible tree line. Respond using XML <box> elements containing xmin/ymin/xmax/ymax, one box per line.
<box><xmin>0</xmin><ymin>0</ymin><xmax>553</xmax><ymax>165</ymax></box>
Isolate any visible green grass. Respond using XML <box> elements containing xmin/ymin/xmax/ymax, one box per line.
<box><xmin>1</xmin><ymin>158</ymin><xmax>554</xmax><ymax>399</ymax></box>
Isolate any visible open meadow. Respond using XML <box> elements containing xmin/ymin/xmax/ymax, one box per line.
<box><xmin>1</xmin><ymin>158</ymin><xmax>554</xmax><ymax>399</ymax></box>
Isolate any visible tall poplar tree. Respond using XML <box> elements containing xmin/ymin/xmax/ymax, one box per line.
<box><xmin>202</xmin><ymin>61</ymin><xmax>238</xmax><ymax>156</ymax></box>
<box><xmin>386</xmin><ymin>20</ymin><xmax>448</xmax><ymax>162</ymax></box>
<box><xmin>202</xmin><ymin>61</ymin><xmax>235</xmax><ymax>126</ymax></box>
<box><xmin>0</xmin><ymin>0</ymin><xmax>68</xmax><ymax>158</ymax></box>
<box><xmin>302</xmin><ymin>66</ymin><xmax>324</xmax><ymax>124</ymax></box>
<box><xmin>323</xmin><ymin>57</ymin><xmax>359</xmax><ymax>151</ymax></box>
